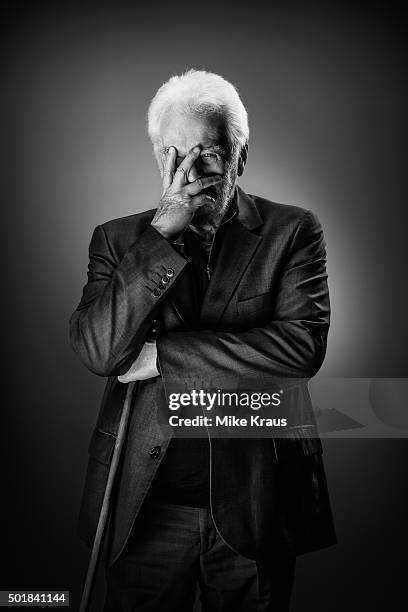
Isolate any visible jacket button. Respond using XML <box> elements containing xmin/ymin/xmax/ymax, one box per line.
<box><xmin>166</xmin><ymin>268</ymin><xmax>175</xmax><ymax>278</ymax></box>
<box><xmin>161</xmin><ymin>275</ymin><xmax>169</xmax><ymax>284</ymax></box>
<box><xmin>152</xmin><ymin>288</ymin><xmax>161</xmax><ymax>298</ymax></box>
<box><xmin>149</xmin><ymin>446</ymin><xmax>161</xmax><ymax>459</ymax></box>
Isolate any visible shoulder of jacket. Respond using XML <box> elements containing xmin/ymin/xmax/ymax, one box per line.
<box><xmin>249</xmin><ymin>193</ymin><xmax>309</xmax><ymax>223</ymax></box>
<box><xmin>98</xmin><ymin>208</ymin><xmax>156</xmax><ymax>236</ymax></box>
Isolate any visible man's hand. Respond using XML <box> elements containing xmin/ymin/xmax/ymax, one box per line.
<box><xmin>117</xmin><ymin>340</ymin><xmax>160</xmax><ymax>383</ymax></box>
<box><xmin>151</xmin><ymin>146</ymin><xmax>222</xmax><ymax>241</ymax></box>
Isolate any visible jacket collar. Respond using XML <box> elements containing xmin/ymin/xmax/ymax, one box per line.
<box><xmin>235</xmin><ymin>185</ymin><xmax>263</xmax><ymax>230</ymax></box>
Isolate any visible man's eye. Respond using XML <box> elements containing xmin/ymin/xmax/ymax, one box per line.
<box><xmin>201</xmin><ymin>153</ymin><xmax>218</xmax><ymax>161</ymax></box>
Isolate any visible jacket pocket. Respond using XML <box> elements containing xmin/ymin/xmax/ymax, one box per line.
<box><xmin>88</xmin><ymin>427</ymin><xmax>117</xmax><ymax>466</ymax></box>
<box><xmin>273</xmin><ymin>429</ymin><xmax>323</xmax><ymax>461</ymax></box>
<box><xmin>237</xmin><ymin>291</ymin><xmax>274</xmax><ymax>321</ymax></box>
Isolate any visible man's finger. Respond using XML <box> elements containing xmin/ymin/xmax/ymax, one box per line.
<box><xmin>172</xmin><ymin>146</ymin><xmax>201</xmax><ymax>186</ymax></box>
<box><xmin>186</xmin><ymin>174</ymin><xmax>222</xmax><ymax>196</ymax></box>
<box><xmin>191</xmin><ymin>193</ymin><xmax>218</xmax><ymax>208</ymax></box>
<box><xmin>162</xmin><ymin>146</ymin><xmax>176</xmax><ymax>192</ymax></box>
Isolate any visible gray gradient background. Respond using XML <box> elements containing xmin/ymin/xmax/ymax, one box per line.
<box><xmin>2</xmin><ymin>2</ymin><xmax>407</xmax><ymax>610</ymax></box>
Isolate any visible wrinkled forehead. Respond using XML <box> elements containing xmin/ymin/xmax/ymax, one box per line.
<box><xmin>158</xmin><ymin>107</ymin><xmax>229</xmax><ymax>155</ymax></box>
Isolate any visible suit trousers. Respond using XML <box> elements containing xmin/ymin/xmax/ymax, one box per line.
<box><xmin>103</xmin><ymin>500</ymin><xmax>296</xmax><ymax>612</ymax></box>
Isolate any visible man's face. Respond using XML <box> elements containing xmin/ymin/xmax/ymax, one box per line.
<box><xmin>157</xmin><ymin>109</ymin><xmax>240</xmax><ymax>226</ymax></box>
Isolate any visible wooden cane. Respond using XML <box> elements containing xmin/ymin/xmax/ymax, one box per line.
<box><xmin>79</xmin><ymin>380</ymin><xmax>137</xmax><ymax>612</ymax></box>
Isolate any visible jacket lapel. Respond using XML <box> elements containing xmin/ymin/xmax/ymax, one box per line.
<box><xmin>200</xmin><ymin>187</ymin><xmax>263</xmax><ymax>328</ymax></box>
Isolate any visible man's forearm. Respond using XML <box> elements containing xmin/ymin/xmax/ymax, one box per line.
<box><xmin>157</xmin><ymin>321</ymin><xmax>327</xmax><ymax>388</ymax></box>
<box><xmin>69</xmin><ymin>224</ymin><xmax>187</xmax><ymax>377</ymax></box>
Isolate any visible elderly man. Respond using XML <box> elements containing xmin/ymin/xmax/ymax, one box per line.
<box><xmin>70</xmin><ymin>69</ymin><xmax>336</xmax><ymax>611</ymax></box>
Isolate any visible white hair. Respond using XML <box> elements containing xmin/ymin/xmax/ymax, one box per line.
<box><xmin>147</xmin><ymin>69</ymin><xmax>249</xmax><ymax>154</ymax></box>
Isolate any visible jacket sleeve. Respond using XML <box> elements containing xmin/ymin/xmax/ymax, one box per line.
<box><xmin>69</xmin><ymin>224</ymin><xmax>188</xmax><ymax>376</ymax></box>
<box><xmin>156</xmin><ymin>210</ymin><xmax>330</xmax><ymax>387</ymax></box>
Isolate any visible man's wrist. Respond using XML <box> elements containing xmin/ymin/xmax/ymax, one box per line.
<box><xmin>150</xmin><ymin>222</ymin><xmax>172</xmax><ymax>241</ymax></box>
<box><xmin>150</xmin><ymin>222</ymin><xmax>184</xmax><ymax>243</ymax></box>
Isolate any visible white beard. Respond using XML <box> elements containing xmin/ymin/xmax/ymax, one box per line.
<box><xmin>191</xmin><ymin>150</ymin><xmax>239</xmax><ymax>232</ymax></box>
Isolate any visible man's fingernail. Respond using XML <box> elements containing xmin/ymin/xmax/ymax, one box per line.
<box><xmin>193</xmin><ymin>146</ymin><xmax>200</xmax><ymax>153</ymax></box>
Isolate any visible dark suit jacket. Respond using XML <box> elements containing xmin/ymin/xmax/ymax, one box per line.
<box><xmin>70</xmin><ymin>186</ymin><xmax>337</xmax><ymax>567</ymax></box>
